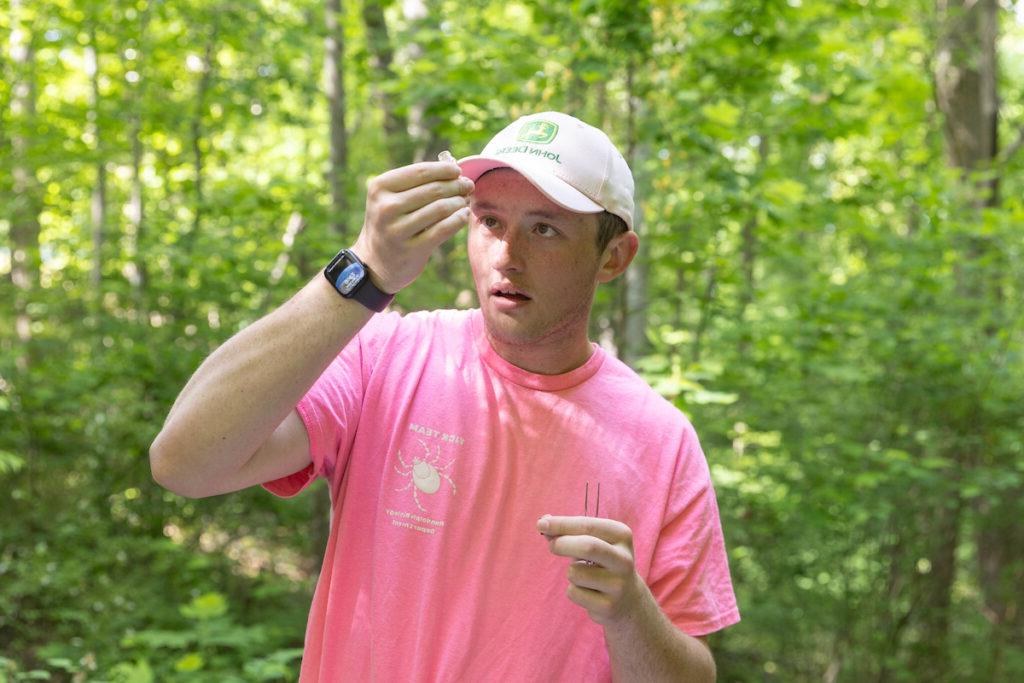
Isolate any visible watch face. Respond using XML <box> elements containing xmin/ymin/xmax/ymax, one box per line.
<box><xmin>335</xmin><ymin>261</ymin><xmax>365</xmax><ymax>295</ymax></box>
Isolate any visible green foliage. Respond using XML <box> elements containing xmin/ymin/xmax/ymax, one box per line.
<box><xmin>2</xmin><ymin>0</ymin><xmax>1023</xmax><ymax>680</ymax></box>
<box><xmin>0</xmin><ymin>450</ymin><xmax>24</xmax><ymax>475</ymax></box>
<box><xmin>109</xmin><ymin>591</ymin><xmax>301</xmax><ymax>681</ymax></box>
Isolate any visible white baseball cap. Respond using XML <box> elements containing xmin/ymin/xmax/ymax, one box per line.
<box><xmin>457</xmin><ymin>112</ymin><xmax>636</xmax><ymax>230</ymax></box>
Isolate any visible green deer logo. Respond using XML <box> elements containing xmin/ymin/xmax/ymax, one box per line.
<box><xmin>516</xmin><ymin>120</ymin><xmax>559</xmax><ymax>144</ymax></box>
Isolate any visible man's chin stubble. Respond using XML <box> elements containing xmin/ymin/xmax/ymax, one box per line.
<box><xmin>484</xmin><ymin>299</ymin><xmax>593</xmax><ymax>350</ymax></box>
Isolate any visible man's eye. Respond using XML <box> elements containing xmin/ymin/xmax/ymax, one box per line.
<box><xmin>535</xmin><ymin>223</ymin><xmax>560</xmax><ymax>237</ymax></box>
<box><xmin>480</xmin><ymin>216</ymin><xmax>500</xmax><ymax>230</ymax></box>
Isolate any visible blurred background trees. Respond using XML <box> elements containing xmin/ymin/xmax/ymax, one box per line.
<box><xmin>1</xmin><ymin>0</ymin><xmax>1022</xmax><ymax>680</ymax></box>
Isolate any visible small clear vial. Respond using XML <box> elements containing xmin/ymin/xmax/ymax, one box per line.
<box><xmin>438</xmin><ymin>150</ymin><xmax>456</xmax><ymax>163</ymax></box>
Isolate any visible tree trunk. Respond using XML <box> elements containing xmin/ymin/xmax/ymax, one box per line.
<box><xmin>269</xmin><ymin>212</ymin><xmax>308</xmax><ymax>287</ymax></box>
<box><xmin>312</xmin><ymin>0</ymin><xmax>352</xmax><ymax>560</ymax></box>
<box><xmin>975</xmin><ymin>495</ymin><xmax>1024</xmax><ymax>680</ymax></box>
<box><xmin>932</xmin><ymin>1</ymin><xmax>1014</xmax><ymax>679</ymax></box>
<box><xmin>672</xmin><ymin>266</ymin><xmax>687</xmax><ymax>330</ymax></box>
<box><xmin>189</xmin><ymin>37</ymin><xmax>216</xmax><ymax>249</ymax></box>
<box><xmin>908</xmin><ymin>496</ymin><xmax>962</xmax><ymax>681</ymax></box>
<box><xmin>362</xmin><ymin>0</ymin><xmax>411</xmax><ymax>166</ymax></box>
<box><xmin>401</xmin><ymin>0</ymin><xmax>447</xmax><ymax>162</ymax></box>
<box><xmin>620</xmin><ymin>61</ymin><xmax>650</xmax><ymax>366</ymax></box>
<box><xmin>325</xmin><ymin>0</ymin><xmax>349</xmax><ymax>239</ymax></box>
<box><xmin>128</xmin><ymin>107</ymin><xmax>147</xmax><ymax>302</ymax></box>
<box><xmin>740</xmin><ymin>136</ymin><xmax>768</xmax><ymax>319</ymax></box>
<box><xmin>123</xmin><ymin>5</ymin><xmax>151</xmax><ymax>308</ymax></box>
<box><xmin>690</xmin><ymin>262</ymin><xmax>717</xmax><ymax>366</ymax></box>
<box><xmin>8</xmin><ymin>0</ymin><xmax>41</xmax><ymax>371</ymax></box>
<box><xmin>256</xmin><ymin>212</ymin><xmax>308</xmax><ymax>313</ymax></box>
<box><xmin>394</xmin><ymin>0</ymin><xmax>460</xmax><ymax>289</ymax></box>
<box><xmin>565</xmin><ymin>60</ymin><xmax>587</xmax><ymax>115</ymax></box>
<box><xmin>934</xmin><ymin>0</ymin><xmax>998</xmax><ymax>206</ymax></box>
<box><xmin>85</xmin><ymin>26</ymin><xmax>107</xmax><ymax>292</ymax></box>
<box><xmin>875</xmin><ymin>525</ymin><xmax>914</xmax><ymax>683</ymax></box>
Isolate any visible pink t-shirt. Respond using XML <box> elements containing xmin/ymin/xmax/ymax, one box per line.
<box><xmin>263</xmin><ymin>309</ymin><xmax>739</xmax><ymax>681</ymax></box>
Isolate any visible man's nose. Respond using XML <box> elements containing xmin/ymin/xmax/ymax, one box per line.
<box><xmin>492</xmin><ymin>230</ymin><xmax>524</xmax><ymax>272</ymax></box>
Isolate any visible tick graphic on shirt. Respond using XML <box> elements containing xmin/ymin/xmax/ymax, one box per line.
<box><xmin>394</xmin><ymin>439</ymin><xmax>457</xmax><ymax>512</ymax></box>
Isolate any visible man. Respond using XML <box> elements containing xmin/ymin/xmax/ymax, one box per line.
<box><xmin>151</xmin><ymin>111</ymin><xmax>740</xmax><ymax>681</ymax></box>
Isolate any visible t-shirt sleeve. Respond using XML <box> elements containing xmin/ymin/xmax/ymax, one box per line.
<box><xmin>261</xmin><ymin>311</ymin><xmax>401</xmax><ymax>498</ymax></box>
<box><xmin>646</xmin><ymin>423</ymin><xmax>741</xmax><ymax>636</ymax></box>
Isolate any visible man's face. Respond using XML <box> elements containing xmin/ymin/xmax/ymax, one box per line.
<box><xmin>467</xmin><ymin>169</ymin><xmax>605</xmax><ymax>352</ymax></box>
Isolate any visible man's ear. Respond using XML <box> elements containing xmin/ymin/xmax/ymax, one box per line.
<box><xmin>596</xmin><ymin>231</ymin><xmax>639</xmax><ymax>283</ymax></box>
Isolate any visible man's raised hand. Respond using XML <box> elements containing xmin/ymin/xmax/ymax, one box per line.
<box><xmin>351</xmin><ymin>159</ymin><xmax>473</xmax><ymax>294</ymax></box>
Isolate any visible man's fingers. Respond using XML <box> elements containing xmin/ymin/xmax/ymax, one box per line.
<box><xmin>548</xmin><ymin>533</ymin><xmax>608</xmax><ymax>563</ymax></box>
<box><xmin>566</xmin><ymin>584</ymin><xmax>614</xmax><ymax>619</ymax></box>
<box><xmin>567</xmin><ymin>560</ymin><xmax>613</xmax><ymax>592</ymax></box>
<box><xmin>371</xmin><ymin>160</ymin><xmax>462</xmax><ymax>193</ymax></box>
<box><xmin>398</xmin><ymin>195</ymin><xmax>471</xmax><ymax>238</ymax></box>
<box><xmin>394</xmin><ymin>177</ymin><xmax>473</xmax><ymax>218</ymax></box>
<box><xmin>414</xmin><ymin>206</ymin><xmax>471</xmax><ymax>248</ymax></box>
<box><xmin>537</xmin><ymin>515</ymin><xmax>633</xmax><ymax>544</ymax></box>
<box><xmin>547</xmin><ymin>535</ymin><xmax>633</xmax><ymax>574</ymax></box>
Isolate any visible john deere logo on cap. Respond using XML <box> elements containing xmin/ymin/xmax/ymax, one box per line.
<box><xmin>517</xmin><ymin>120</ymin><xmax>558</xmax><ymax>144</ymax></box>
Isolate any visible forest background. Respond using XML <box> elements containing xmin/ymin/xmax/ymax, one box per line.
<box><xmin>2</xmin><ymin>0</ymin><xmax>1022</xmax><ymax>681</ymax></box>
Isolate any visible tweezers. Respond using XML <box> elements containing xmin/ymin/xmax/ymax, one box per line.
<box><xmin>584</xmin><ymin>481</ymin><xmax>601</xmax><ymax>517</ymax></box>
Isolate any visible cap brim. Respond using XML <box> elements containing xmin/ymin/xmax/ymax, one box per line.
<box><xmin>457</xmin><ymin>155</ymin><xmax>604</xmax><ymax>214</ymax></box>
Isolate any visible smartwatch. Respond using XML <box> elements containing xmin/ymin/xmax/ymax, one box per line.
<box><xmin>323</xmin><ymin>248</ymin><xmax>395</xmax><ymax>312</ymax></box>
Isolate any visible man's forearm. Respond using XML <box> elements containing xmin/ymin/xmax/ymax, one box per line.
<box><xmin>150</xmin><ymin>274</ymin><xmax>372</xmax><ymax>493</ymax></box>
<box><xmin>604</xmin><ymin>581</ymin><xmax>716</xmax><ymax>683</ymax></box>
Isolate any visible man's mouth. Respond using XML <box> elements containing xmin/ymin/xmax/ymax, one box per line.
<box><xmin>490</xmin><ymin>284</ymin><xmax>532</xmax><ymax>302</ymax></box>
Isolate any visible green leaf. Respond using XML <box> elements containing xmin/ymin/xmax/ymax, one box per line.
<box><xmin>762</xmin><ymin>179</ymin><xmax>808</xmax><ymax>207</ymax></box>
<box><xmin>700</xmin><ymin>100</ymin><xmax>741</xmax><ymax>128</ymax></box>
<box><xmin>174</xmin><ymin>653</ymin><xmax>204</xmax><ymax>673</ymax></box>
<box><xmin>122</xmin><ymin>629</ymin><xmax>196</xmax><ymax>649</ymax></box>
<box><xmin>0</xmin><ymin>450</ymin><xmax>25</xmax><ymax>475</ymax></box>
<box><xmin>42</xmin><ymin>659</ymin><xmax>74</xmax><ymax>672</ymax></box>
<box><xmin>107</xmin><ymin>659</ymin><xmax>155</xmax><ymax>683</ymax></box>
<box><xmin>688</xmin><ymin>390</ymin><xmax>739</xmax><ymax>405</ymax></box>
<box><xmin>180</xmin><ymin>592</ymin><xmax>228</xmax><ymax>620</ymax></box>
